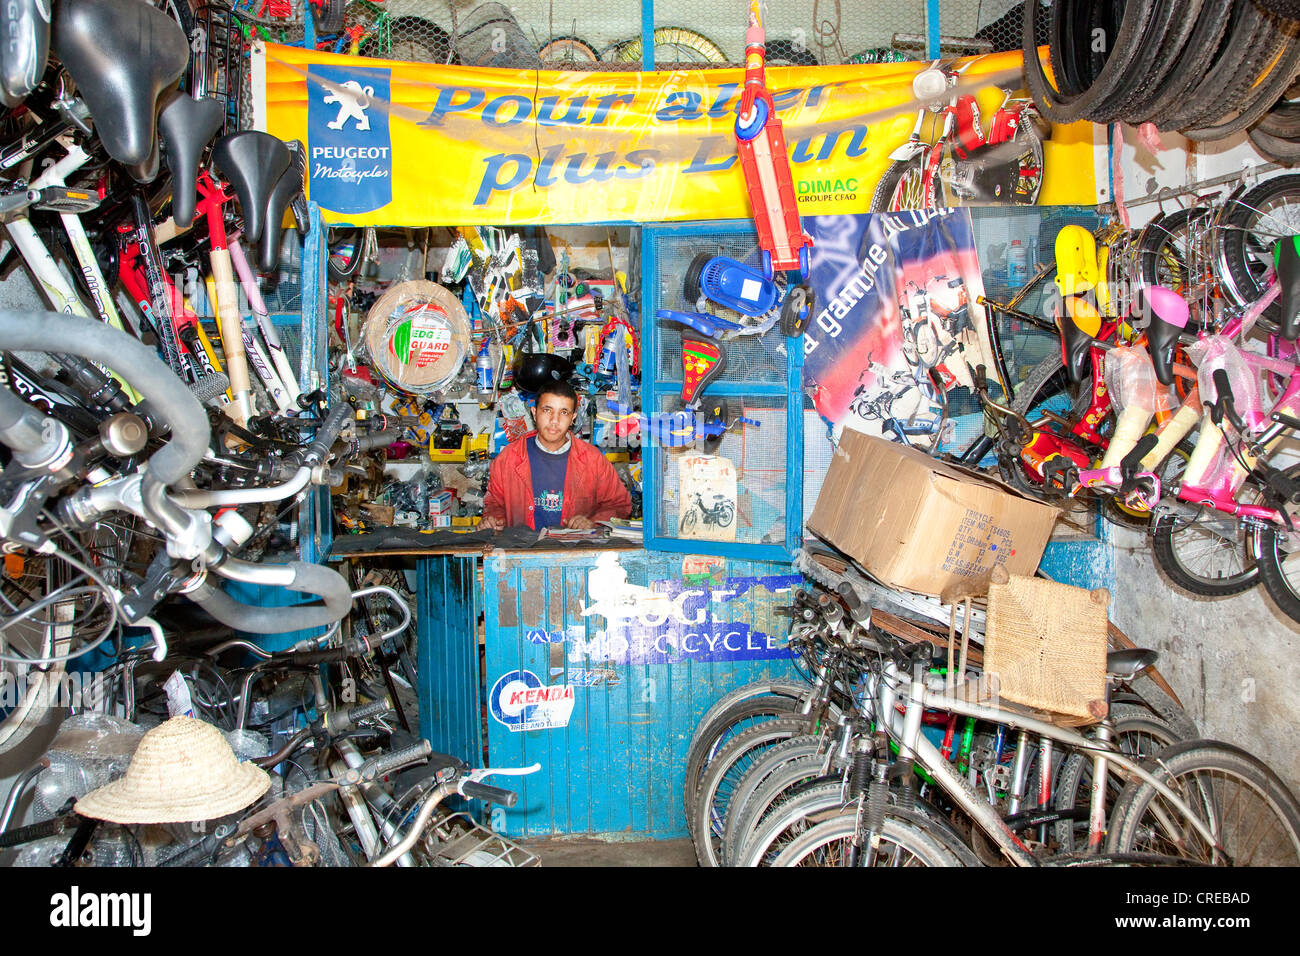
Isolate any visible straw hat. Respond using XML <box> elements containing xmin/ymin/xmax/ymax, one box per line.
<box><xmin>75</xmin><ymin>716</ymin><xmax>270</xmax><ymax>824</ymax></box>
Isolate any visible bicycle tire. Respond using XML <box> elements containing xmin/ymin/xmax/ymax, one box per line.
<box><xmin>1258</xmin><ymin>0</ymin><xmax>1300</xmax><ymax>18</ymax></box>
<box><xmin>362</xmin><ymin>16</ymin><xmax>453</xmax><ymax>64</ymax></box>
<box><xmin>1216</xmin><ymin>173</ymin><xmax>1300</xmax><ymax>327</ymax></box>
<box><xmin>719</xmin><ymin>735</ymin><xmax>824</xmax><ymax>865</ymax></box>
<box><xmin>1111</xmin><ymin>0</ymin><xmax>1216</xmax><ymax>123</ymax></box>
<box><xmin>326</xmin><ymin>226</ymin><xmax>365</xmax><ymax>283</ymax></box>
<box><xmin>1248</xmin><ymin>124</ymin><xmax>1300</xmax><ymax>163</ymax></box>
<box><xmin>691</xmin><ymin>717</ymin><xmax>809</xmax><ymax>867</ymax></box>
<box><xmin>1130</xmin><ymin>0</ymin><xmax>1235</xmax><ymax>126</ymax></box>
<box><xmin>1088</xmin><ymin>0</ymin><xmax>1201</xmax><ymax>125</ymax></box>
<box><xmin>1150</xmin><ymin>511</ymin><xmax>1260</xmax><ymax>596</ymax></box>
<box><xmin>685</xmin><ymin>677</ymin><xmax>810</xmax><ymax>760</ymax></box>
<box><xmin>1255</xmin><ymin>466</ymin><xmax>1300</xmax><ymax>625</ymax></box>
<box><xmin>538</xmin><ymin>35</ymin><xmax>601</xmax><ymax>64</ymax></box>
<box><xmin>1050</xmin><ymin>704</ymin><xmax>1181</xmax><ymax>854</ymax></box>
<box><xmin>0</xmin><ymin>552</ymin><xmax>70</xmax><ymax>756</ymax></box>
<box><xmin>1005</xmin><ymin>353</ymin><xmax>1096</xmax><ymax>495</ymax></box>
<box><xmin>770</xmin><ymin>810</ymin><xmax>972</xmax><ymax>867</ymax></box>
<box><xmin>1160</xmin><ymin>0</ymin><xmax>1279</xmax><ymax>132</ymax></box>
<box><xmin>1106</xmin><ymin>739</ymin><xmax>1300</xmax><ymax>865</ymax></box>
<box><xmin>869</xmin><ymin>156</ymin><xmax>930</xmax><ymax>213</ymax></box>
<box><xmin>1255</xmin><ymin>81</ymin><xmax>1300</xmax><ymax>136</ymax></box>
<box><xmin>682</xmin><ymin>694</ymin><xmax>803</xmax><ymax>838</ymax></box>
<box><xmin>1183</xmin><ymin>19</ymin><xmax>1300</xmax><ymax>140</ymax></box>
<box><xmin>1024</xmin><ymin>0</ymin><xmax>1158</xmax><ymax>124</ymax></box>
<box><xmin>610</xmin><ymin>27</ymin><xmax>727</xmax><ymax>66</ymax></box>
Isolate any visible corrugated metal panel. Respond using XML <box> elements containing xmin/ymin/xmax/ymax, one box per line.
<box><xmin>417</xmin><ymin>555</ymin><xmax>482</xmax><ymax>766</ymax></box>
<box><xmin>482</xmin><ymin>548</ymin><xmax>801</xmax><ymax>839</ymax></box>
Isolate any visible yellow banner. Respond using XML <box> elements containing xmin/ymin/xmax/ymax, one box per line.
<box><xmin>256</xmin><ymin>42</ymin><xmax>1101</xmax><ymax>227</ymax></box>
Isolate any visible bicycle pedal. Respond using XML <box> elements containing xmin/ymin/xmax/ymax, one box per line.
<box><xmin>32</xmin><ymin>185</ymin><xmax>101</xmax><ymax>214</ymax></box>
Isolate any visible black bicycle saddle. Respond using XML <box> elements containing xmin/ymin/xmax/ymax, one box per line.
<box><xmin>52</xmin><ymin>0</ymin><xmax>189</xmax><ymax>177</ymax></box>
<box><xmin>158</xmin><ymin>90</ymin><xmax>225</xmax><ymax>229</ymax></box>
<box><xmin>1058</xmin><ymin>294</ymin><xmax>1097</xmax><ymax>385</ymax></box>
<box><xmin>0</xmin><ymin>0</ymin><xmax>50</xmax><ymax>108</ymax></box>
<box><xmin>258</xmin><ymin>139</ymin><xmax>306</xmax><ymax>272</ymax></box>
<box><xmin>1105</xmin><ymin>648</ymin><xmax>1158</xmax><ymax>681</ymax></box>
<box><xmin>211</xmin><ymin>131</ymin><xmax>290</xmax><ymax>248</ymax></box>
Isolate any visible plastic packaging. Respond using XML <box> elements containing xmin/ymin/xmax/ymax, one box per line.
<box><xmin>363</xmin><ymin>281</ymin><xmax>471</xmax><ymax>395</ymax></box>
<box><xmin>1100</xmin><ymin>345</ymin><xmax>1160</xmax><ymax>468</ymax></box>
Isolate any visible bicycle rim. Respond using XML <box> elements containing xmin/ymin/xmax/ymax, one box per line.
<box><xmin>771</xmin><ymin>812</ymin><xmax>967</xmax><ymax>867</ymax></box>
<box><xmin>1108</xmin><ymin>741</ymin><xmax>1300</xmax><ymax>865</ymax></box>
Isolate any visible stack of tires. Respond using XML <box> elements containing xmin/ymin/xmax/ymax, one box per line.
<box><xmin>1022</xmin><ymin>0</ymin><xmax>1300</xmax><ymax>161</ymax></box>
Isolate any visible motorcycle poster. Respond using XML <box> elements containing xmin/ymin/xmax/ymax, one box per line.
<box><xmin>802</xmin><ymin>209</ymin><xmax>991</xmax><ymax>452</ymax></box>
<box><xmin>676</xmin><ymin>454</ymin><xmax>738</xmax><ymax>543</ymax></box>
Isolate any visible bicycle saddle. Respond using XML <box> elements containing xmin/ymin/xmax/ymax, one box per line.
<box><xmin>258</xmin><ymin>140</ymin><xmax>306</xmax><ymax>273</ymax></box>
<box><xmin>1105</xmin><ymin>648</ymin><xmax>1158</xmax><ymax>682</ymax></box>
<box><xmin>0</xmin><ymin>0</ymin><xmax>50</xmax><ymax>108</ymax></box>
<box><xmin>1059</xmin><ymin>294</ymin><xmax>1099</xmax><ymax>384</ymax></box>
<box><xmin>158</xmin><ymin>91</ymin><xmax>225</xmax><ymax>229</ymax></box>
<box><xmin>1139</xmin><ymin>285</ymin><xmax>1189</xmax><ymax>387</ymax></box>
<box><xmin>1274</xmin><ymin>235</ymin><xmax>1300</xmax><ymax>342</ymax></box>
<box><xmin>1053</xmin><ymin>224</ymin><xmax>1098</xmax><ymax>298</ymax></box>
<box><xmin>211</xmin><ymin>131</ymin><xmax>290</xmax><ymax>249</ymax></box>
<box><xmin>52</xmin><ymin>0</ymin><xmax>189</xmax><ymax>177</ymax></box>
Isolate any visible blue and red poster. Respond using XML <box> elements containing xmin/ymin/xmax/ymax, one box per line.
<box><xmin>802</xmin><ymin>209</ymin><xmax>990</xmax><ymax>448</ymax></box>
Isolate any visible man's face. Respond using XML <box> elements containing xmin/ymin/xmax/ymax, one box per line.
<box><xmin>535</xmin><ymin>393</ymin><xmax>576</xmax><ymax>451</ymax></box>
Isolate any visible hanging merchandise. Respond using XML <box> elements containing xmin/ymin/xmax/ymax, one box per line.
<box><xmin>683</xmin><ymin>254</ymin><xmax>780</xmax><ymax>316</ymax></box>
<box><xmin>363</xmin><ymin>280</ymin><xmax>471</xmax><ymax>395</ymax></box>
<box><xmin>679</xmin><ymin>333</ymin><xmax>726</xmax><ymax>406</ymax></box>
<box><xmin>732</xmin><ymin>0</ymin><xmax>814</xmax><ymax>337</ymax></box>
<box><xmin>475</xmin><ymin>338</ymin><xmax>495</xmax><ymax>400</ymax></box>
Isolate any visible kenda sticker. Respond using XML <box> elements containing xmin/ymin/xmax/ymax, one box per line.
<box><xmin>489</xmin><ymin>669</ymin><xmax>575</xmax><ymax>732</ymax></box>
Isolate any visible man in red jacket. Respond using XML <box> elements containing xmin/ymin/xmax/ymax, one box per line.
<box><xmin>480</xmin><ymin>380</ymin><xmax>631</xmax><ymax>531</ymax></box>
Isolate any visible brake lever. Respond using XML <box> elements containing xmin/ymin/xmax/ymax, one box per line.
<box><xmin>464</xmin><ymin>763</ymin><xmax>542</xmax><ymax>785</ymax></box>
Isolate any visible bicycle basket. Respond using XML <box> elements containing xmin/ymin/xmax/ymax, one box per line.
<box><xmin>982</xmin><ymin>570</ymin><xmax>1109</xmax><ymax>722</ymax></box>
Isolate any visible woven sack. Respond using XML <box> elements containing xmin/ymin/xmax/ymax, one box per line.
<box><xmin>982</xmin><ymin>566</ymin><xmax>1109</xmax><ymax>722</ymax></box>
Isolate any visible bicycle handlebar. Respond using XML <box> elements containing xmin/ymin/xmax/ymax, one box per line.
<box><xmin>460</xmin><ymin>781</ymin><xmax>518</xmax><ymax>807</ymax></box>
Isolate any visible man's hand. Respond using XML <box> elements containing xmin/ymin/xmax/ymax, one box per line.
<box><xmin>563</xmin><ymin>515</ymin><xmax>595</xmax><ymax>530</ymax></box>
<box><xmin>479</xmin><ymin>514</ymin><xmax>505</xmax><ymax>531</ymax></box>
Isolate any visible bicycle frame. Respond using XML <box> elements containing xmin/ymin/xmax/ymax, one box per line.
<box><xmin>872</xmin><ymin>658</ymin><xmax>1224</xmax><ymax>865</ymax></box>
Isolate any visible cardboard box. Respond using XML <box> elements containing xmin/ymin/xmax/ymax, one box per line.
<box><xmin>427</xmin><ymin>490</ymin><xmax>455</xmax><ymax>515</ymax></box>
<box><xmin>806</xmin><ymin>430</ymin><xmax>1060</xmax><ymax>597</ymax></box>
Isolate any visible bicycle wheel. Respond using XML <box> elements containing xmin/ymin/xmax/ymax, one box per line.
<box><xmin>1255</xmin><ymin>466</ymin><xmax>1300</xmax><ymax>625</ymax></box>
<box><xmin>719</xmin><ymin>734</ymin><xmax>824</xmax><ymax>865</ymax></box>
<box><xmin>685</xmin><ymin>678</ymin><xmax>810</xmax><ymax>761</ymax></box>
<box><xmin>691</xmin><ymin>717</ymin><xmax>809</xmax><ymax>867</ymax></box>
<box><xmin>1004</xmin><ymin>353</ymin><xmax>1097</xmax><ymax>496</ymax></box>
<box><xmin>1216</xmin><ymin>173</ymin><xmax>1300</xmax><ymax>326</ymax></box>
<box><xmin>735</xmin><ymin>779</ymin><xmax>846</xmax><ymax>866</ymax></box>
<box><xmin>870</xmin><ymin>156</ymin><xmax>930</xmax><ymax>213</ymax></box>
<box><xmin>363</xmin><ymin>16</ymin><xmax>453</xmax><ymax>64</ymax></box>
<box><xmin>770</xmin><ymin>810</ymin><xmax>971</xmax><ymax>867</ymax></box>
<box><xmin>1151</xmin><ymin>510</ymin><xmax>1259</xmax><ymax>597</ymax></box>
<box><xmin>1106</xmin><ymin>739</ymin><xmax>1300</xmax><ymax>865</ymax></box>
<box><xmin>538</xmin><ymin>35</ymin><xmax>600</xmax><ymax>64</ymax></box>
<box><xmin>1050</xmin><ymin>704</ymin><xmax>1182</xmax><ymax>854</ymax></box>
<box><xmin>764</xmin><ymin>39</ymin><xmax>817</xmax><ymax>67</ymax></box>
<box><xmin>682</xmin><ymin>694</ymin><xmax>803</xmax><ymax>838</ymax></box>
<box><xmin>610</xmin><ymin>27</ymin><xmax>727</xmax><ymax>66</ymax></box>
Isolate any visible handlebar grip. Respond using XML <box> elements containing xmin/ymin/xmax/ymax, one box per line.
<box><xmin>836</xmin><ymin>581</ymin><xmax>864</xmax><ymax>612</ymax></box>
<box><xmin>361</xmin><ymin>740</ymin><xmax>433</xmax><ymax>780</ymax></box>
<box><xmin>1213</xmin><ymin>369</ymin><xmax>1233</xmax><ymax>406</ymax></box>
<box><xmin>461</xmin><ymin>781</ymin><xmax>518</xmax><ymax>807</ymax></box>
<box><xmin>330</xmin><ymin>698</ymin><xmax>392</xmax><ymax>733</ymax></box>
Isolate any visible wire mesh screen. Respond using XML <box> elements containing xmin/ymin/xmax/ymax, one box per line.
<box><xmin>656</xmin><ymin>394</ymin><xmax>790</xmax><ymax>546</ymax></box>
<box><xmin>654</xmin><ymin>236</ymin><xmax>789</xmax><ymax>386</ymax></box>
<box><xmin>275</xmin><ymin>0</ymin><xmax>1005</xmax><ymax>70</ymax></box>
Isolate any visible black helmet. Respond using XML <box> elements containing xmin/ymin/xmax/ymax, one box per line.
<box><xmin>513</xmin><ymin>352</ymin><xmax>574</xmax><ymax>393</ymax></box>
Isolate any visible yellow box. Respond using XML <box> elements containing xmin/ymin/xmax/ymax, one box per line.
<box><xmin>429</xmin><ymin>435</ymin><xmax>468</xmax><ymax>462</ymax></box>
